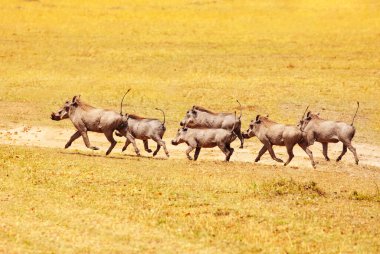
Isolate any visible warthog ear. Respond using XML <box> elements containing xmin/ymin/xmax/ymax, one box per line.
<box><xmin>255</xmin><ymin>120</ymin><xmax>261</xmax><ymax>124</ymax></box>
<box><xmin>306</xmin><ymin>111</ymin><xmax>311</xmax><ymax>117</ymax></box>
<box><xmin>255</xmin><ymin>115</ymin><xmax>260</xmax><ymax>121</ymax></box>
<box><xmin>266</xmin><ymin>114</ymin><xmax>269</xmax><ymax>118</ymax></box>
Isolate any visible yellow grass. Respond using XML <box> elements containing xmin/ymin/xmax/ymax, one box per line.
<box><xmin>1</xmin><ymin>0</ymin><xmax>380</xmax><ymax>253</ymax></box>
<box><xmin>0</xmin><ymin>0</ymin><xmax>379</xmax><ymax>142</ymax></box>
<box><xmin>0</xmin><ymin>145</ymin><xmax>379</xmax><ymax>253</ymax></box>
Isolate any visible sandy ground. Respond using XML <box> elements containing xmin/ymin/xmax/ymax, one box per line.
<box><xmin>1</xmin><ymin>125</ymin><xmax>380</xmax><ymax>172</ymax></box>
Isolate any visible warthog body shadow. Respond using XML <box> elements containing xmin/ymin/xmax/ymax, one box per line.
<box><xmin>51</xmin><ymin>95</ymin><xmax>139</xmax><ymax>155</ymax></box>
<box><xmin>299</xmin><ymin>102</ymin><xmax>359</xmax><ymax>164</ymax></box>
<box><xmin>243</xmin><ymin>115</ymin><xmax>316</xmax><ymax>168</ymax></box>
<box><xmin>115</xmin><ymin>108</ymin><xmax>169</xmax><ymax>157</ymax></box>
<box><xmin>180</xmin><ymin>101</ymin><xmax>244</xmax><ymax>148</ymax></box>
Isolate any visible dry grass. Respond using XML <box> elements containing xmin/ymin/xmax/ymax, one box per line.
<box><xmin>0</xmin><ymin>0</ymin><xmax>379</xmax><ymax>142</ymax></box>
<box><xmin>1</xmin><ymin>0</ymin><xmax>380</xmax><ymax>252</ymax></box>
<box><xmin>0</xmin><ymin>145</ymin><xmax>379</xmax><ymax>253</ymax></box>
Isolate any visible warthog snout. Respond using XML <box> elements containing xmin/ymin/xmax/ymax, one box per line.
<box><xmin>242</xmin><ymin>132</ymin><xmax>249</xmax><ymax>139</ymax></box>
<box><xmin>51</xmin><ymin>112</ymin><xmax>61</xmax><ymax>121</ymax></box>
<box><xmin>171</xmin><ymin>140</ymin><xmax>178</xmax><ymax>145</ymax></box>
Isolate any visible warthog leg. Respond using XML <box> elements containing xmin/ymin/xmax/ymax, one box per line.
<box><xmin>346</xmin><ymin>143</ymin><xmax>359</xmax><ymax>165</ymax></box>
<box><xmin>152</xmin><ymin>136</ymin><xmax>169</xmax><ymax>157</ymax></box>
<box><xmin>65</xmin><ymin>131</ymin><xmax>81</xmax><ymax>149</ymax></box>
<box><xmin>143</xmin><ymin>140</ymin><xmax>152</xmax><ymax>153</ymax></box>
<box><xmin>226</xmin><ymin>143</ymin><xmax>234</xmax><ymax>161</ymax></box>
<box><xmin>194</xmin><ymin>147</ymin><xmax>201</xmax><ymax>161</ymax></box>
<box><xmin>265</xmin><ymin>143</ymin><xmax>283</xmax><ymax>163</ymax></box>
<box><xmin>218</xmin><ymin>144</ymin><xmax>231</xmax><ymax>162</ymax></box>
<box><xmin>185</xmin><ymin>146</ymin><xmax>195</xmax><ymax>160</ymax></box>
<box><xmin>337</xmin><ymin>141</ymin><xmax>359</xmax><ymax>165</ymax></box>
<box><xmin>255</xmin><ymin>145</ymin><xmax>268</xmax><ymax>162</ymax></box>
<box><xmin>104</xmin><ymin>131</ymin><xmax>117</xmax><ymax>156</ymax></box>
<box><xmin>322</xmin><ymin>142</ymin><xmax>330</xmax><ymax>161</ymax></box>
<box><xmin>81</xmin><ymin>131</ymin><xmax>99</xmax><ymax>150</ymax></box>
<box><xmin>122</xmin><ymin>133</ymin><xmax>140</xmax><ymax>156</ymax></box>
<box><xmin>234</xmin><ymin>128</ymin><xmax>244</xmax><ymax>149</ymax></box>
<box><xmin>284</xmin><ymin>145</ymin><xmax>295</xmax><ymax>166</ymax></box>
<box><xmin>336</xmin><ymin>144</ymin><xmax>347</xmax><ymax>162</ymax></box>
<box><xmin>152</xmin><ymin>143</ymin><xmax>161</xmax><ymax>157</ymax></box>
<box><xmin>298</xmin><ymin>142</ymin><xmax>316</xmax><ymax>168</ymax></box>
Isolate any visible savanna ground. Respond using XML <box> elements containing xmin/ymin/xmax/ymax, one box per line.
<box><xmin>0</xmin><ymin>0</ymin><xmax>380</xmax><ymax>253</ymax></box>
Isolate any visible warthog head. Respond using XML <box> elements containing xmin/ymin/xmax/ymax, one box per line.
<box><xmin>171</xmin><ymin>127</ymin><xmax>188</xmax><ymax>145</ymax></box>
<box><xmin>51</xmin><ymin>100</ymin><xmax>72</xmax><ymax>121</ymax></box>
<box><xmin>51</xmin><ymin>96</ymin><xmax>81</xmax><ymax>121</ymax></box>
<box><xmin>242</xmin><ymin>114</ymin><xmax>270</xmax><ymax>139</ymax></box>
<box><xmin>115</xmin><ymin>114</ymin><xmax>130</xmax><ymax>137</ymax></box>
<box><xmin>242</xmin><ymin>115</ymin><xmax>264</xmax><ymax>139</ymax></box>
<box><xmin>180</xmin><ymin>107</ymin><xmax>197</xmax><ymax>126</ymax></box>
<box><xmin>298</xmin><ymin>111</ymin><xmax>320</xmax><ymax>130</ymax></box>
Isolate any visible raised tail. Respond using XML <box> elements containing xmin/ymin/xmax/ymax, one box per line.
<box><xmin>120</xmin><ymin>88</ymin><xmax>131</xmax><ymax>115</ymax></box>
<box><xmin>351</xmin><ymin>101</ymin><xmax>359</xmax><ymax>126</ymax></box>
<box><xmin>155</xmin><ymin>108</ymin><xmax>165</xmax><ymax>126</ymax></box>
<box><xmin>236</xmin><ymin>100</ymin><xmax>242</xmax><ymax>119</ymax></box>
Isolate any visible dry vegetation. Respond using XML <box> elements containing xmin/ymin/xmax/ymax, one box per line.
<box><xmin>0</xmin><ymin>0</ymin><xmax>380</xmax><ymax>253</ymax></box>
<box><xmin>1</xmin><ymin>146</ymin><xmax>379</xmax><ymax>253</ymax></box>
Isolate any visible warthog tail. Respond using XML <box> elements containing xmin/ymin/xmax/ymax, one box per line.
<box><xmin>155</xmin><ymin>108</ymin><xmax>166</xmax><ymax>126</ymax></box>
<box><xmin>236</xmin><ymin>100</ymin><xmax>242</xmax><ymax>119</ymax></box>
<box><xmin>351</xmin><ymin>101</ymin><xmax>359</xmax><ymax>126</ymax></box>
<box><xmin>120</xmin><ymin>88</ymin><xmax>131</xmax><ymax>115</ymax></box>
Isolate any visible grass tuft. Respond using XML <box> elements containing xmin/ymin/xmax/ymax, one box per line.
<box><xmin>349</xmin><ymin>190</ymin><xmax>380</xmax><ymax>202</ymax></box>
<box><xmin>260</xmin><ymin>178</ymin><xmax>326</xmax><ymax>197</ymax></box>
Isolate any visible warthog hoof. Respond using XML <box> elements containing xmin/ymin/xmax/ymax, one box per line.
<box><xmin>336</xmin><ymin>157</ymin><xmax>342</xmax><ymax>162</ymax></box>
<box><xmin>166</xmin><ymin>153</ymin><xmax>170</xmax><ymax>158</ymax></box>
<box><xmin>64</xmin><ymin>143</ymin><xmax>71</xmax><ymax>149</ymax></box>
<box><xmin>187</xmin><ymin>156</ymin><xmax>193</xmax><ymax>160</ymax></box>
<box><xmin>122</xmin><ymin>147</ymin><xmax>127</xmax><ymax>152</ymax></box>
<box><xmin>356</xmin><ymin>160</ymin><xmax>359</xmax><ymax>165</ymax></box>
<box><xmin>91</xmin><ymin>146</ymin><xmax>99</xmax><ymax>150</ymax></box>
<box><xmin>146</xmin><ymin>149</ymin><xmax>153</xmax><ymax>153</ymax></box>
<box><xmin>239</xmin><ymin>145</ymin><xmax>244</xmax><ymax>149</ymax></box>
<box><xmin>275</xmin><ymin>158</ymin><xmax>284</xmax><ymax>163</ymax></box>
<box><xmin>325</xmin><ymin>157</ymin><xmax>330</xmax><ymax>161</ymax></box>
<box><xmin>255</xmin><ymin>158</ymin><xmax>260</xmax><ymax>162</ymax></box>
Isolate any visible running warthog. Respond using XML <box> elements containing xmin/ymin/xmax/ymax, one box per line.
<box><xmin>242</xmin><ymin>115</ymin><xmax>316</xmax><ymax>168</ymax></box>
<box><xmin>172</xmin><ymin>114</ymin><xmax>237</xmax><ymax>161</ymax></box>
<box><xmin>299</xmin><ymin>102</ymin><xmax>359</xmax><ymax>164</ymax></box>
<box><xmin>50</xmin><ymin>93</ymin><xmax>140</xmax><ymax>156</ymax></box>
<box><xmin>115</xmin><ymin>108</ymin><xmax>169</xmax><ymax>157</ymax></box>
<box><xmin>179</xmin><ymin>101</ymin><xmax>244</xmax><ymax>148</ymax></box>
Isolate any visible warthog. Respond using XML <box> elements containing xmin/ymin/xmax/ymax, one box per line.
<box><xmin>172</xmin><ymin>114</ymin><xmax>237</xmax><ymax>161</ymax></box>
<box><xmin>242</xmin><ymin>115</ymin><xmax>316</xmax><ymax>168</ymax></box>
<box><xmin>299</xmin><ymin>102</ymin><xmax>359</xmax><ymax>164</ymax></box>
<box><xmin>50</xmin><ymin>93</ymin><xmax>140</xmax><ymax>156</ymax></box>
<box><xmin>179</xmin><ymin>100</ymin><xmax>244</xmax><ymax>148</ymax></box>
<box><xmin>115</xmin><ymin>108</ymin><xmax>169</xmax><ymax>157</ymax></box>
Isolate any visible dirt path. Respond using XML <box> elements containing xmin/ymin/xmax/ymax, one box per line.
<box><xmin>1</xmin><ymin>125</ymin><xmax>380</xmax><ymax>172</ymax></box>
